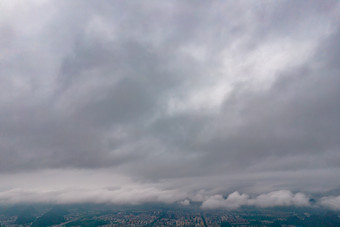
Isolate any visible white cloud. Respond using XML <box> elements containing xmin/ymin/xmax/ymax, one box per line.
<box><xmin>319</xmin><ymin>195</ymin><xmax>340</xmax><ymax>210</ymax></box>
<box><xmin>0</xmin><ymin>169</ymin><xmax>188</xmax><ymax>205</ymax></box>
<box><xmin>201</xmin><ymin>190</ymin><xmax>310</xmax><ymax>210</ymax></box>
<box><xmin>201</xmin><ymin>192</ymin><xmax>249</xmax><ymax>209</ymax></box>
<box><xmin>179</xmin><ymin>199</ymin><xmax>190</xmax><ymax>206</ymax></box>
<box><xmin>0</xmin><ymin>187</ymin><xmax>184</xmax><ymax>205</ymax></box>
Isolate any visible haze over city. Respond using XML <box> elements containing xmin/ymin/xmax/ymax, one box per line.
<box><xmin>1</xmin><ymin>0</ymin><xmax>340</xmax><ymax>213</ymax></box>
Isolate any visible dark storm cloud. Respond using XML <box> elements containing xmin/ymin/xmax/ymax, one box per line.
<box><xmin>0</xmin><ymin>0</ymin><xmax>340</xmax><ymax>206</ymax></box>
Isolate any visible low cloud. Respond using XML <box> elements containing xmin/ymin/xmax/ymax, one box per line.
<box><xmin>0</xmin><ymin>187</ymin><xmax>311</xmax><ymax>210</ymax></box>
<box><xmin>201</xmin><ymin>190</ymin><xmax>310</xmax><ymax>210</ymax></box>
<box><xmin>179</xmin><ymin>199</ymin><xmax>190</xmax><ymax>206</ymax></box>
<box><xmin>0</xmin><ymin>187</ymin><xmax>187</xmax><ymax>205</ymax></box>
<box><xmin>319</xmin><ymin>195</ymin><xmax>340</xmax><ymax>210</ymax></box>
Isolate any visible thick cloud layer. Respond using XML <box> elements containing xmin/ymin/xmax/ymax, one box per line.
<box><xmin>1</xmin><ymin>0</ymin><xmax>340</xmax><ymax>208</ymax></box>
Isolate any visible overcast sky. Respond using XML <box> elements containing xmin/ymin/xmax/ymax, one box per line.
<box><xmin>1</xmin><ymin>0</ymin><xmax>340</xmax><ymax>209</ymax></box>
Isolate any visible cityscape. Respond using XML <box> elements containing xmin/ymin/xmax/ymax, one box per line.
<box><xmin>0</xmin><ymin>204</ymin><xmax>339</xmax><ymax>226</ymax></box>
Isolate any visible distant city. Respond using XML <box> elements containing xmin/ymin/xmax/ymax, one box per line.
<box><xmin>0</xmin><ymin>204</ymin><xmax>339</xmax><ymax>226</ymax></box>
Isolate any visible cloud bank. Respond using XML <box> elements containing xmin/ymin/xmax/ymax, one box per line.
<box><xmin>0</xmin><ymin>0</ymin><xmax>340</xmax><ymax>208</ymax></box>
<box><xmin>201</xmin><ymin>190</ymin><xmax>310</xmax><ymax>210</ymax></box>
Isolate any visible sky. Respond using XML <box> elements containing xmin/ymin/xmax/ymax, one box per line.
<box><xmin>0</xmin><ymin>0</ymin><xmax>340</xmax><ymax>210</ymax></box>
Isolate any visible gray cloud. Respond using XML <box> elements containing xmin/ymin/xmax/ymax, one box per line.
<box><xmin>0</xmin><ymin>0</ymin><xmax>340</xmax><ymax>206</ymax></box>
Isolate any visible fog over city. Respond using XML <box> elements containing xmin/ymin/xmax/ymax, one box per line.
<box><xmin>1</xmin><ymin>0</ymin><xmax>340</xmax><ymax>210</ymax></box>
